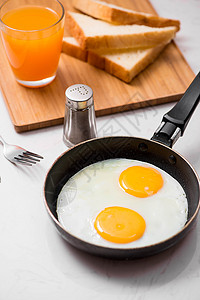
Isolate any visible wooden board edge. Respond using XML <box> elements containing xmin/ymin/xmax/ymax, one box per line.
<box><xmin>96</xmin><ymin>93</ymin><xmax>184</xmax><ymax>116</ymax></box>
<box><xmin>0</xmin><ymin>84</ymin><xmax>17</xmax><ymax>126</ymax></box>
<box><xmin>13</xmin><ymin>118</ymin><xmax>64</xmax><ymax>133</ymax></box>
<box><xmin>172</xmin><ymin>42</ymin><xmax>195</xmax><ymax>78</ymax></box>
<box><xmin>13</xmin><ymin>93</ymin><xmax>183</xmax><ymax>132</ymax></box>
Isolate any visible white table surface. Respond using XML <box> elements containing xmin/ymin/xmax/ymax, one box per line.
<box><xmin>0</xmin><ymin>0</ymin><xmax>200</xmax><ymax>299</ymax></box>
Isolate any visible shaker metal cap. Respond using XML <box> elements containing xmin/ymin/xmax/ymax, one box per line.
<box><xmin>65</xmin><ymin>84</ymin><xmax>93</xmax><ymax>110</ymax></box>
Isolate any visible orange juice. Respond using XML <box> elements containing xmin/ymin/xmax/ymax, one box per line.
<box><xmin>1</xmin><ymin>4</ymin><xmax>64</xmax><ymax>86</ymax></box>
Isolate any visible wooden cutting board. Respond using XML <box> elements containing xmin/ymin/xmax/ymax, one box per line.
<box><xmin>0</xmin><ymin>0</ymin><xmax>195</xmax><ymax>132</ymax></box>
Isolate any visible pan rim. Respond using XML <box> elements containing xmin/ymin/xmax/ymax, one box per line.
<box><xmin>43</xmin><ymin>136</ymin><xmax>200</xmax><ymax>252</ymax></box>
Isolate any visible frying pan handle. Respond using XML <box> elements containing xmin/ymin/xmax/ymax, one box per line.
<box><xmin>151</xmin><ymin>72</ymin><xmax>200</xmax><ymax>147</ymax></box>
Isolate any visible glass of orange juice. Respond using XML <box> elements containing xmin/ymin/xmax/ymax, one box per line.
<box><xmin>0</xmin><ymin>0</ymin><xmax>65</xmax><ymax>88</ymax></box>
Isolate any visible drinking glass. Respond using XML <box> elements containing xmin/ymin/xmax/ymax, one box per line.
<box><xmin>0</xmin><ymin>0</ymin><xmax>65</xmax><ymax>87</ymax></box>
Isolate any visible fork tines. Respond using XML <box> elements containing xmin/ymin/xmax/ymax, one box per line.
<box><xmin>14</xmin><ymin>151</ymin><xmax>44</xmax><ymax>166</ymax></box>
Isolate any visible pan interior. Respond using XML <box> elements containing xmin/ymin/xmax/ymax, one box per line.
<box><xmin>45</xmin><ymin>137</ymin><xmax>199</xmax><ymax>229</ymax></box>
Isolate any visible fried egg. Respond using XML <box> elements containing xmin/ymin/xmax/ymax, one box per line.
<box><xmin>56</xmin><ymin>159</ymin><xmax>188</xmax><ymax>248</ymax></box>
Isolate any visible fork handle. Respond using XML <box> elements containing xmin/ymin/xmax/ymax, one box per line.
<box><xmin>0</xmin><ymin>135</ymin><xmax>6</xmax><ymax>145</ymax></box>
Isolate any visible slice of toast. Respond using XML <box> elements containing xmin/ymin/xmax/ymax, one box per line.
<box><xmin>62</xmin><ymin>37</ymin><xmax>88</xmax><ymax>61</ymax></box>
<box><xmin>62</xmin><ymin>36</ymin><xmax>169</xmax><ymax>83</ymax></box>
<box><xmin>73</xmin><ymin>0</ymin><xmax>180</xmax><ymax>29</ymax></box>
<box><xmin>66</xmin><ymin>11</ymin><xmax>177</xmax><ymax>50</ymax></box>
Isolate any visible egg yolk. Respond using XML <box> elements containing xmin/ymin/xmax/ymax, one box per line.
<box><xmin>94</xmin><ymin>206</ymin><xmax>146</xmax><ymax>244</ymax></box>
<box><xmin>119</xmin><ymin>166</ymin><xmax>163</xmax><ymax>198</ymax></box>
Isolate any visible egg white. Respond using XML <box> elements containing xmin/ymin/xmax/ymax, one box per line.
<box><xmin>56</xmin><ymin>159</ymin><xmax>188</xmax><ymax>248</ymax></box>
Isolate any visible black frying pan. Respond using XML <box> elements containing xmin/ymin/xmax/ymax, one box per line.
<box><xmin>44</xmin><ymin>72</ymin><xmax>200</xmax><ymax>259</ymax></box>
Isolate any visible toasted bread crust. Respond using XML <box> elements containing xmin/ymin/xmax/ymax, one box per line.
<box><xmin>62</xmin><ymin>37</ymin><xmax>88</xmax><ymax>61</ymax></box>
<box><xmin>66</xmin><ymin>11</ymin><xmax>176</xmax><ymax>50</ymax></box>
<box><xmin>103</xmin><ymin>45</ymin><xmax>166</xmax><ymax>82</ymax></box>
<box><xmin>62</xmin><ymin>36</ymin><xmax>168</xmax><ymax>82</ymax></box>
<box><xmin>73</xmin><ymin>0</ymin><xmax>113</xmax><ymax>21</ymax></box>
<box><xmin>65</xmin><ymin>0</ymin><xmax>177</xmax><ymax>82</ymax></box>
<box><xmin>73</xmin><ymin>0</ymin><xmax>180</xmax><ymax>30</ymax></box>
<box><xmin>65</xmin><ymin>11</ymin><xmax>87</xmax><ymax>49</ymax></box>
<box><xmin>87</xmin><ymin>50</ymin><xmax>105</xmax><ymax>69</ymax></box>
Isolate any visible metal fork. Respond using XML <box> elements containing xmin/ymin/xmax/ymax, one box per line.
<box><xmin>0</xmin><ymin>135</ymin><xmax>44</xmax><ymax>166</ymax></box>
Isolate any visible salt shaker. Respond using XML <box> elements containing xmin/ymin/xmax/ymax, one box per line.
<box><xmin>63</xmin><ymin>84</ymin><xmax>97</xmax><ymax>147</ymax></box>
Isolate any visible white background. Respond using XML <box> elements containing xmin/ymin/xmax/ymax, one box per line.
<box><xmin>0</xmin><ymin>0</ymin><xmax>200</xmax><ymax>299</ymax></box>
